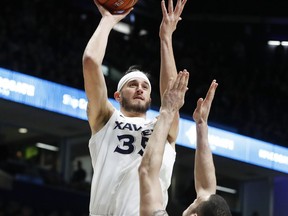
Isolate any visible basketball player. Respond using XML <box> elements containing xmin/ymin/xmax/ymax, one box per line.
<box><xmin>82</xmin><ymin>0</ymin><xmax>187</xmax><ymax>215</ymax></box>
<box><xmin>139</xmin><ymin>79</ymin><xmax>232</xmax><ymax>216</ymax></box>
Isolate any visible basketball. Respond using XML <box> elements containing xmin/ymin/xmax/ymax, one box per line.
<box><xmin>97</xmin><ymin>0</ymin><xmax>138</xmax><ymax>14</ymax></box>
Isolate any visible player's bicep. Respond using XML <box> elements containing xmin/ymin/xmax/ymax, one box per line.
<box><xmin>87</xmin><ymin>99</ymin><xmax>114</xmax><ymax>134</ymax></box>
<box><xmin>83</xmin><ymin>64</ymin><xmax>107</xmax><ymax>104</ymax></box>
<box><xmin>83</xmin><ymin>64</ymin><xmax>113</xmax><ymax>132</ymax></box>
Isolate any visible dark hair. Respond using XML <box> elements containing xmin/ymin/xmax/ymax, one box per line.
<box><xmin>125</xmin><ymin>65</ymin><xmax>151</xmax><ymax>79</ymax></box>
<box><xmin>195</xmin><ymin>194</ymin><xmax>232</xmax><ymax>216</ymax></box>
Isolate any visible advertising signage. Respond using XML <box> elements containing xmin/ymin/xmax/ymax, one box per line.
<box><xmin>1</xmin><ymin>67</ymin><xmax>287</xmax><ymax>173</ymax></box>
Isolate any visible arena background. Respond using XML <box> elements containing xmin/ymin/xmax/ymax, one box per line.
<box><xmin>1</xmin><ymin>0</ymin><xmax>288</xmax><ymax>215</ymax></box>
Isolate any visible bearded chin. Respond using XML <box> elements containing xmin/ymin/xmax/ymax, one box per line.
<box><xmin>121</xmin><ymin>98</ymin><xmax>150</xmax><ymax>114</ymax></box>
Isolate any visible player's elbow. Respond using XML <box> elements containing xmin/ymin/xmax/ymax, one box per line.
<box><xmin>82</xmin><ymin>50</ymin><xmax>100</xmax><ymax>69</ymax></box>
<box><xmin>138</xmin><ymin>162</ymin><xmax>149</xmax><ymax>179</ymax></box>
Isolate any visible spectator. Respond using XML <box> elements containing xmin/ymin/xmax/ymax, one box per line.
<box><xmin>71</xmin><ymin>160</ymin><xmax>87</xmax><ymax>184</ymax></box>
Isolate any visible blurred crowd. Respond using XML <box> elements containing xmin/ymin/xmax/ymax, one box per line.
<box><xmin>0</xmin><ymin>199</ymin><xmax>88</xmax><ymax>216</ymax></box>
<box><xmin>1</xmin><ymin>0</ymin><xmax>287</xmax><ymax>147</ymax></box>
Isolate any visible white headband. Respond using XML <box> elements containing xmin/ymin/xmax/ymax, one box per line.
<box><xmin>117</xmin><ymin>71</ymin><xmax>151</xmax><ymax>92</ymax></box>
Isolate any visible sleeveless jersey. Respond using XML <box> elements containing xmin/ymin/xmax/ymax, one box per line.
<box><xmin>88</xmin><ymin>109</ymin><xmax>176</xmax><ymax>216</ymax></box>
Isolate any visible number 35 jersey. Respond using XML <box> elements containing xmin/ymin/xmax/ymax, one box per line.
<box><xmin>88</xmin><ymin>109</ymin><xmax>176</xmax><ymax>216</ymax></box>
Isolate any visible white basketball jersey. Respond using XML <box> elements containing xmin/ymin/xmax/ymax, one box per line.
<box><xmin>88</xmin><ymin>110</ymin><xmax>176</xmax><ymax>216</ymax></box>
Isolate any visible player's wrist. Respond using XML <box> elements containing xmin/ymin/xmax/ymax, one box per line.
<box><xmin>100</xmin><ymin>16</ymin><xmax>118</xmax><ymax>29</ymax></box>
<box><xmin>196</xmin><ymin>121</ymin><xmax>208</xmax><ymax>129</ymax></box>
<box><xmin>159</xmin><ymin>108</ymin><xmax>177</xmax><ymax>116</ymax></box>
<box><xmin>160</xmin><ymin>34</ymin><xmax>172</xmax><ymax>41</ymax></box>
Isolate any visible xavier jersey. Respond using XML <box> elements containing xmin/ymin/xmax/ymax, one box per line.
<box><xmin>89</xmin><ymin>109</ymin><xmax>176</xmax><ymax>216</ymax></box>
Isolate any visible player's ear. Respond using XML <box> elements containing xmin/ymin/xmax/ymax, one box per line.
<box><xmin>114</xmin><ymin>91</ymin><xmax>121</xmax><ymax>102</ymax></box>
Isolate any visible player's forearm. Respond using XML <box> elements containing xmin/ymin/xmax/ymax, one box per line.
<box><xmin>194</xmin><ymin>123</ymin><xmax>217</xmax><ymax>194</ymax></box>
<box><xmin>160</xmin><ymin>38</ymin><xmax>177</xmax><ymax>96</ymax></box>
<box><xmin>83</xmin><ymin>17</ymin><xmax>114</xmax><ymax>67</ymax></box>
<box><xmin>141</xmin><ymin>110</ymin><xmax>175</xmax><ymax>175</ymax></box>
<box><xmin>82</xmin><ymin>17</ymin><xmax>114</xmax><ymax>129</ymax></box>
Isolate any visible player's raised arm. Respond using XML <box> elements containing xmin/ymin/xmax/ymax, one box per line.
<box><xmin>82</xmin><ymin>0</ymin><xmax>133</xmax><ymax>134</ymax></box>
<box><xmin>193</xmin><ymin>80</ymin><xmax>218</xmax><ymax>197</ymax></box>
<box><xmin>139</xmin><ymin>71</ymin><xmax>189</xmax><ymax>216</ymax></box>
<box><xmin>183</xmin><ymin>80</ymin><xmax>231</xmax><ymax>216</ymax></box>
<box><xmin>159</xmin><ymin>0</ymin><xmax>188</xmax><ymax>145</ymax></box>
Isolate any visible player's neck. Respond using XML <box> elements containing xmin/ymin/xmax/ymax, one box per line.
<box><xmin>120</xmin><ymin>109</ymin><xmax>146</xmax><ymax>118</ymax></box>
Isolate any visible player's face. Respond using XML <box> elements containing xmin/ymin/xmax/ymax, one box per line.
<box><xmin>120</xmin><ymin>78</ymin><xmax>151</xmax><ymax>114</ymax></box>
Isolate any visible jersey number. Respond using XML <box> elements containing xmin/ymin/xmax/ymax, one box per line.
<box><xmin>114</xmin><ymin>135</ymin><xmax>149</xmax><ymax>156</ymax></box>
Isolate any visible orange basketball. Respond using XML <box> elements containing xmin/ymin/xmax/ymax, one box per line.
<box><xmin>97</xmin><ymin>0</ymin><xmax>138</xmax><ymax>14</ymax></box>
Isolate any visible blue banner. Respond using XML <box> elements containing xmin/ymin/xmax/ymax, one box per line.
<box><xmin>1</xmin><ymin>67</ymin><xmax>288</xmax><ymax>173</ymax></box>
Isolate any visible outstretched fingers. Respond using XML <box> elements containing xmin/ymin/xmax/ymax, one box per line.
<box><xmin>94</xmin><ymin>0</ymin><xmax>106</xmax><ymax>12</ymax></box>
<box><xmin>193</xmin><ymin>80</ymin><xmax>218</xmax><ymax>124</ymax></box>
<box><xmin>172</xmin><ymin>71</ymin><xmax>181</xmax><ymax>89</ymax></box>
<box><xmin>162</xmin><ymin>70</ymin><xmax>189</xmax><ymax>111</ymax></box>
<box><xmin>195</xmin><ymin>98</ymin><xmax>204</xmax><ymax>113</ymax></box>
<box><xmin>161</xmin><ymin>0</ymin><xmax>168</xmax><ymax>17</ymax></box>
<box><xmin>174</xmin><ymin>0</ymin><xmax>187</xmax><ymax>17</ymax></box>
<box><xmin>204</xmin><ymin>80</ymin><xmax>218</xmax><ymax>105</ymax></box>
<box><xmin>180</xmin><ymin>69</ymin><xmax>189</xmax><ymax>91</ymax></box>
<box><xmin>168</xmin><ymin>0</ymin><xmax>174</xmax><ymax>13</ymax></box>
<box><xmin>172</xmin><ymin>70</ymin><xmax>189</xmax><ymax>91</ymax></box>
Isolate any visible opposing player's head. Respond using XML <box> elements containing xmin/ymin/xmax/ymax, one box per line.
<box><xmin>114</xmin><ymin>66</ymin><xmax>152</xmax><ymax>115</ymax></box>
<box><xmin>183</xmin><ymin>194</ymin><xmax>232</xmax><ymax>216</ymax></box>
